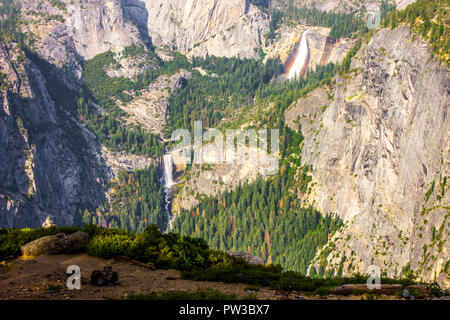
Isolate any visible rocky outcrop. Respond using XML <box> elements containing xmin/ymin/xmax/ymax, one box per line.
<box><xmin>120</xmin><ymin>70</ymin><xmax>192</xmax><ymax>135</ymax></box>
<box><xmin>124</xmin><ymin>0</ymin><xmax>270</xmax><ymax>59</ymax></box>
<box><xmin>285</xmin><ymin>27</ymin><xmax>449</xmax><ymax>288</ymax></box>
<box><xmin>172</xmin><ymin>143</ymin><xmax>279</xmax><ymax>213</ymax></box>
<box><xmin>307</xmin><ymin>30</ymin><xmax>356</xmax><ymax>69</ymax></box>
<box><xmin>101</xmin><ymin>147</ymin><xmax>156</xmax><ymax>179</ymax></box>
<box><xmin>227</xmin><ymin>251</ymin><xmax>265</xmax><ymax>265</ymax></box>
<box><xmin>21</xmin><ymin>232</ymin><xmax>89</xmax><ymax>257</ymax></box>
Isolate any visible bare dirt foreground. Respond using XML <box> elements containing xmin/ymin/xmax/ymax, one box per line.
<box><xmin>0</xmin><ymin>254</ymin><xmax>429</xmax><ymax>300</ymax></box>
<box><xmin>0</xmin><ymin>254</ymin><xmax>279</xmax><ymax>300</ymax></box>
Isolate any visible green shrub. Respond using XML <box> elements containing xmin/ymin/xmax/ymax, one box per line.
<box><xmin>85</xmin><ymin>234</ymin><xmax>139</xmax><ymax>259</ymax></box>
<box><xmin>126</xmin><ymin>288</ymin><xmax>239</xmax><ymax>300</ymax></box>
<box><xmin>84</xmin><ymin>224</ymin><xmax>211</xmax><ymax>270</ymax></box>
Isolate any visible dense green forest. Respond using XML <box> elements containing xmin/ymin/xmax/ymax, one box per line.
<box><xmin>264</xmin><ymin>0</ymin><xmax>396</xmax><ymax>44</ymax></box>
<box><xmin>81</xmin><ymin>165</ymin><xmax>167</xmax><ymax>233</ymax></box>
<box><xmin>173</xmin><ymin>126</ymin><xmax>343</xmax><ymax>274</ymax></box>
<box><xmin>384</xmin><ymin>0</ymin><xmax>449</xmax><ymax>65</ymax></box>
<box><xmin>164</xmin><ymin>56</ymin><xmax>283</xmax><ymax>134</ymax></box>
<box><xmin>76</xmin><ymin>93</ymin><xmax>164</xmax><ymax>157</ymax></box>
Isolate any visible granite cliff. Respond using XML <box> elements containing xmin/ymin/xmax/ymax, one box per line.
<box><xmin>285</xmin><ymin>26</ymin><xmax>449</xmax><ymax>287</ymax></box>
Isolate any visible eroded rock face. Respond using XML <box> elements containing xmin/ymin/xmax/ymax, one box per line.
<box><xmin>119</xmin><ymin>70</ymin><xmax>192</xmax><ymax>135</ymax></box>
<box><xmin>101</xmin><ymin>147</ymin><xmax>156</xmax><ymax>179</ymax></box>
<box><xmin>21</xmin><ymin>232</ymin><xmax>89</xmax><ymax>257</ymax></box>
<box><xmin>172</xmin><ymin>143</ymin><xmax>279</xmax><ymax>214</ymax></box>
<box><xmin>124</xmin><ymin>0</ymin><xmax>270</xmax><ymax>59</ymax></box>
<box><xmin>285</xmin><ymin>27</ymin><xmax>448</xmax><ymax>287</ymax></box>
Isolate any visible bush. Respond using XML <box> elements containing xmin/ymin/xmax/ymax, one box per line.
<box><xmin>85</xmin><ymin>234</ymin><xmax>139</xmax><ymax>259</ymax></box>
<box><xmin>84</xmin><ymin>224</ymin><xmax>211</xmax><ymax>270</ymax></box>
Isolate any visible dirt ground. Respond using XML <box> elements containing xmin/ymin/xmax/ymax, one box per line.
<box><xmin>0</xmin><ymin>254</ymin><xmax>413</xmax><ymax>300</ymax></box>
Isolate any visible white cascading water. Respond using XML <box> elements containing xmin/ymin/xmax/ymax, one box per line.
<box><xmin>287</xmin><ymin>30</ymin><xmax>309</xmax><ymax>80</ymax></box>
<box><xmin>162</xmin><ymin>153</ymin><xmax>175</xmax><ymax>232</ymax></box>
<box><xmin>163</xmin><ymin>154</ymin><xmax>174</xmax><ymax>188</ymax></box>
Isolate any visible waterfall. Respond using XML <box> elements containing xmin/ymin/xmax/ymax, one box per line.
<box><xmin>287</xmin><ymin>30</ymin><xmax>309</xmax><ymax>80</ymax></box>
<box><xmin>163</xmin><ymin>154</ymin><xmax>174</xmax><ymax>188</ymax></box>
<box><xmin>162</xmin><ymin>153</ymin><xmax>175</xmax><ymax>232</ymax></box>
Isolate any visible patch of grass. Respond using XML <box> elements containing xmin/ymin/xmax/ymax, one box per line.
<box><xmin>125</xmin><ymin>288</ymin><xmax>239</xmax><ymax>300</ymax></box>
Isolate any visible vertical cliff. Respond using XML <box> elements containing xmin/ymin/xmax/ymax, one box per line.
<box><xmin>0</xmin><ymin>41</ymin><xmax>106</xmax><ymax>228</ymax></box>
<box><xmin>124</xmin><ymin>0</ymin><xmax>270</xmax><ymax>59</ymax></box>
<box><xmin>285</xmin><ymin>26</ymin><xmax>449</xmax><ymax>287</ymax></box>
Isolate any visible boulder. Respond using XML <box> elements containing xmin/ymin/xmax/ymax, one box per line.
<box><xmin>21</xmin><ymin>232</ymin><xmax>89</xmax><ymax>257</ymax></box>
<box><xmin>227</xmin><ymin>251</ymin><xmax>264</xmax><ymax>265</ymax></box>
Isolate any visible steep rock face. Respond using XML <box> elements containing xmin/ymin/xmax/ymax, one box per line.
<box><xmin>0</xmin><ymin>42</ymin><xmax>106</xmax><ymax>228</ymax></box>
<box><xmin>124</xmin><ymin>0</ymin><xmax>270</xmax><ymax>59</ymax></box>
<box><xmin>286</xmin><ymin>27</ymin><xmax>449</xmax><ymax>287</ymax></box>
<box><xmin>65</xmin><ymin>0</ymin><xmax>141</xmax><ymax>60</ymax></box>
<box><xmin>19</xmin><ymin>0</ymin><xmax>142</xmax><ymax>86</ymax></box>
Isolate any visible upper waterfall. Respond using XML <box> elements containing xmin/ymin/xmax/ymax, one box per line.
<box><xmin>287</xmin><ymin>30</ymin><xmax>309</xmax><ymax>80</ymax></box>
